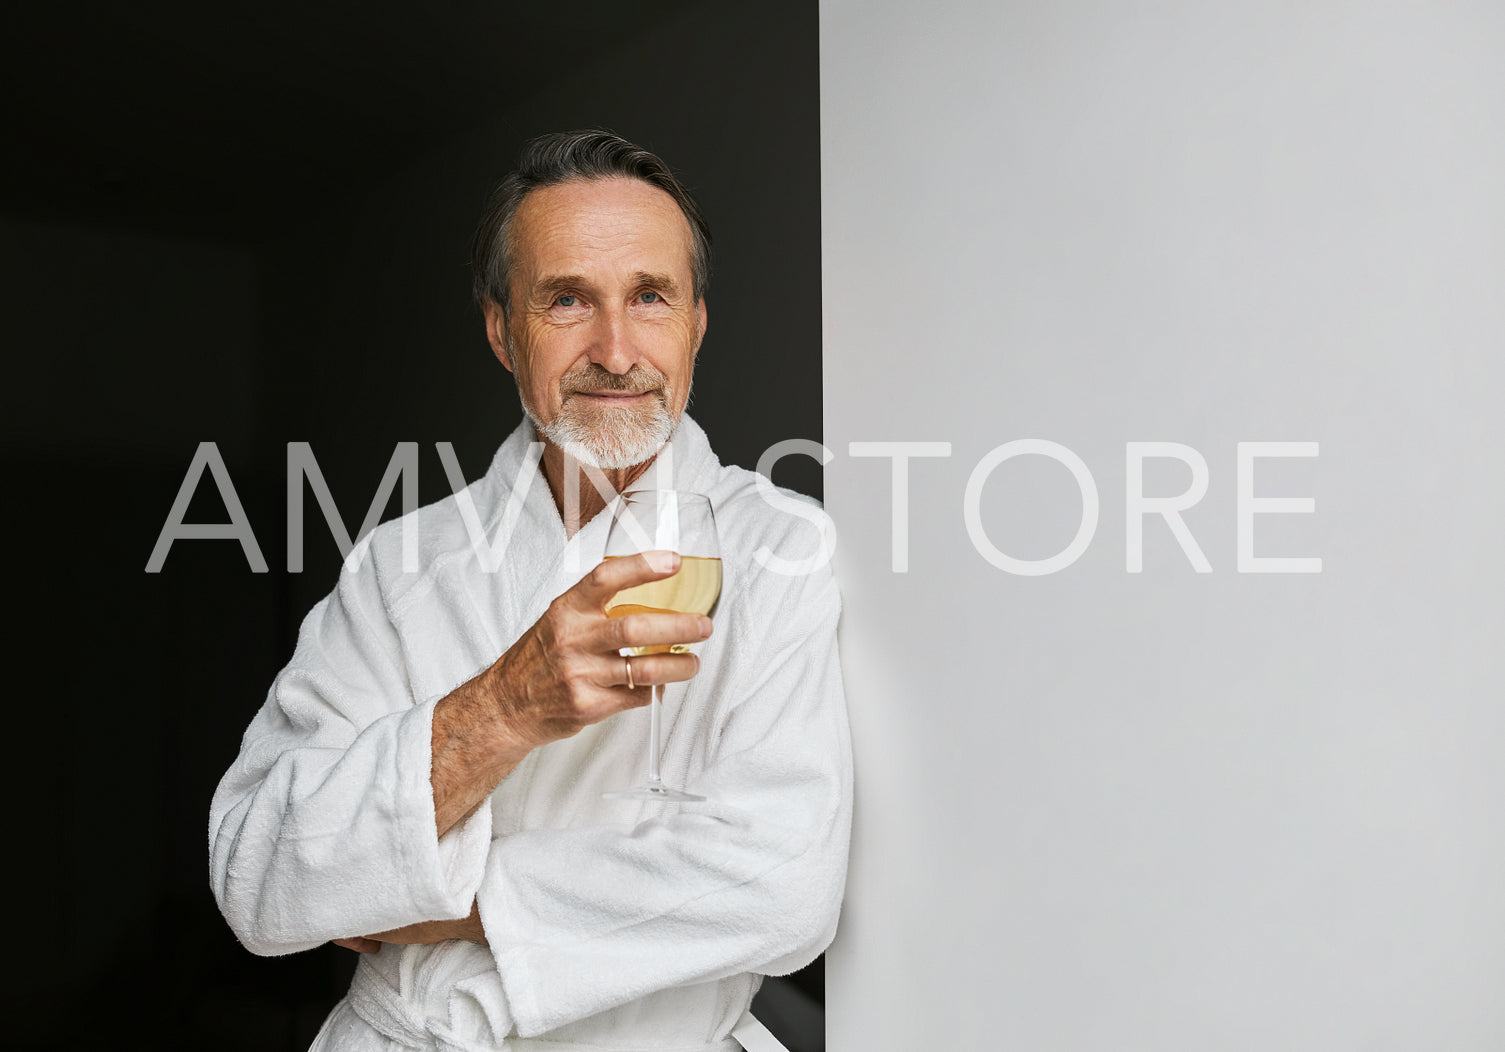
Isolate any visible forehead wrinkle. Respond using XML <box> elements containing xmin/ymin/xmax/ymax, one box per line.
<box><xmin>510</xmin><ymin>178</ymin><xmax>697</xmax><ymax>297</ymax></box>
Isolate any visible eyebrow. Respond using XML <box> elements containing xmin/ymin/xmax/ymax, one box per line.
<box><xmin>530</xmin><ymin>272</ymin><xmax>684</xmax><ymax>300</ymax></box>
<box><xmin>531</xmin><ymin>275</ymin><xmax>588</xmax><ymax>301</ymax></box>
<box><xmin>630</xmin><ymin>271</ymin><xmax>683</xmax><ymax>297</ymax></box>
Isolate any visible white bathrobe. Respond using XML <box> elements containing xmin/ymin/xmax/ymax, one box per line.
<box><xmin>209</xmin><ymin>415</ymin><xmax>852</xmax><ymax>1052</ymax></box>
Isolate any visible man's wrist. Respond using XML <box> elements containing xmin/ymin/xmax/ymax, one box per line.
<box><xmin>430</xmin><ymin>663</ymin><xmax>534</xmax><ymax>838</ymax></box>
<box><xmin>476</xmin><ymin>662</ymin><xmax>535</xmax><ymax>766</ymax></box>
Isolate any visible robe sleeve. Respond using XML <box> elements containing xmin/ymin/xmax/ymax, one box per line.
<box><xmin>475</xmin><ymin>557</ymin><xmax>852</xmax><ymax>1038</ymax></box>
<box><xmin>208</xmin><ymin>548</ymin><xmax>493</xmax><ymax>957</ymax></box>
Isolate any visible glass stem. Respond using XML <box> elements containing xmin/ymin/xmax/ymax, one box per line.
<box><xmin>647</xmin><ymin>683</ymin><xmax>663</xmax><ymax>785</ymax></box>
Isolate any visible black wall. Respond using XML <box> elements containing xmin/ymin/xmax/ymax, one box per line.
<box><xmin>3</xmin><ymin>4</ymin><xmax>822</xmax><ymax>1047</ymax></box>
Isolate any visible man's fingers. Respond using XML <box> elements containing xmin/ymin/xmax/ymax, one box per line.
<box><xmin>574</xmin><ymin>550</ymin><xmax>681</xmax><ymax>609</ymax></box>
<box><xmin>608</xmin><ymin>651</ymin><xmax>700</xmax><ymax>691</ymax></box>
<box><xmin>333</xmin><ymin>937</ymin><xmax>381</xmax><ymax>954</ymax></box>
<box><xmin>597</xmin><ymin>610</ymin><xmax>712</xmax><ymax>653</ymax></box>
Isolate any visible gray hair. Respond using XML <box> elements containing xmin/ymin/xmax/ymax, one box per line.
<box><xmin>470</xmin><ymin>130</ymin><xmax>713</xmax><ymax>317</ymax></box>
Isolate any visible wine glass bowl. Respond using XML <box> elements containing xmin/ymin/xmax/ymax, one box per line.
<box><xmin>601</xmin><ymin>490</ymin><xmax>720</xmax><ymax>801</ymax></box>
<box><xmin>604</xmin><ymin>558</ymin><xmax>722</xmax><ymax>655</ymax></box>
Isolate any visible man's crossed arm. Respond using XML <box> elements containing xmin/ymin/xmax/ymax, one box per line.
<box><xmin>331</xmin><ymin>550</ymin><xmax>712</xmax><ymax>953</ymax></box>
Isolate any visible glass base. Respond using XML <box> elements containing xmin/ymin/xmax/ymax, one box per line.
<box><xmin>603</xmin><ymin>780</ymin><xmax>705</xmax><ymax>802</ymax></box>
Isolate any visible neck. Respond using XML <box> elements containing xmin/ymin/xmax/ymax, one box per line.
<box><xmin>538</xmin><ymin>438</ymin><xmax>657</xmax><ymax>538</ymax></box>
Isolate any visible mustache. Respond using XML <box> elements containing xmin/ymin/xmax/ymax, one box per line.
<box><xmin>560</xmin><ymin>365</ymin><xmax>668</xmax><ymax>397</ymax></box>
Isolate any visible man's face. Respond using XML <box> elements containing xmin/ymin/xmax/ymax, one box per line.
<box><xmin>486</xmin><ymin>176</ymin><xmax>707</xmax><ymax>469</ymax></box>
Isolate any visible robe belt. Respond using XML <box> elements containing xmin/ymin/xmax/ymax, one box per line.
<box><xmin>348</xmin><ymin>957</ymin><xmax>774</xmax><ymax>1052</ymax></box>
<box><xmin>349</xmin><ymin>957</ymin><xmax>506</xmax><ymax>1052</ymax></box>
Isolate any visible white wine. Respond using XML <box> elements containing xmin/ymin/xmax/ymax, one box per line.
<box><xmin>599</xmin><ymin>492</ymin><xmax>718</xmax><ymax>802</ymax></box>
<box><xmin>605</xmin><ymin>555</ymin><xmax>722</xmax><ymax>655</ymax></box>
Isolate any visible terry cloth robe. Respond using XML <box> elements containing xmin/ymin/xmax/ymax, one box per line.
<box><xmin>209</xmin><ymin>414</ymin><xmax>852</xmax><ymax>1052</ymax></box>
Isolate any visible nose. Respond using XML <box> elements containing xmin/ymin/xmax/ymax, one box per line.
<box><xmin>588</xmin><ymin>305</ymin><xmax>638</xmax><ymax>374</ymax></box>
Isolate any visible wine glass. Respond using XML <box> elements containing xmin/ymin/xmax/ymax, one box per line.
<box><xmin>601</xmin><ymin>490</ymin><xmax>721</xmax><ymax>801</ymax></box>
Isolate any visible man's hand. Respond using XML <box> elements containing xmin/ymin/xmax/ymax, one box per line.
<box><xmin>491</xmin><ymin>550</ymin><xmax>713</xmax><ymax>747</ymax></box>
<box><xmin>334</xmin><ymin>901</ymin><xmax>489</xmax><ymax>954</ymax></box>
<box><xmin>430</xmin><ymin>550</ymin><xmax>713</xmax><ymax>837</ymax></box>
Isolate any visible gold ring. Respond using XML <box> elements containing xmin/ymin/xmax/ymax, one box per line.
<box><xmin>624</xmin><ymin>655</ymin><xmax>635</xmax><ymax>691</ymax></box>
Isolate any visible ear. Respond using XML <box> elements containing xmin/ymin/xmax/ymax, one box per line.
<box><xmin>483</xmin><ymin>301</ymin><xmax>514</xmax><ymax>372</ymax></box>
<box><xmin>693</xmin><ymin>298</ymin><xmax>708</xmax><ymax>357</ymax></box>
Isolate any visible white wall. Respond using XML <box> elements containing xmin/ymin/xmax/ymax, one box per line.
<box><xmin>822</xmin><ymin>3</ymin><xmax>1505</xmax><ymax>1048</ymax></box>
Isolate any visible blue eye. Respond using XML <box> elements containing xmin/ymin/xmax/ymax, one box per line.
<box><xmin>556</xmin><ymin>294</ymin><xmax>578</xmax><ymax>307</ymax></box>
<box><xmin>639</xmin><ymin>291</ymin><xmax>659</xmax><ymax>304</ymax></box>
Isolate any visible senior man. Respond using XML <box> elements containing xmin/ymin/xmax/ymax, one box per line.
<box><xmin>209</xmin><ymin>130</ymin><xmax>851</xmax><ymax>1052</ymax></box>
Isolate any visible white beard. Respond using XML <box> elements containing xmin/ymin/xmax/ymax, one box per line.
<box><xmin>528</xmin><ymin>391</ymin><xmax>678</xmax><ymax>470</ymax></box>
